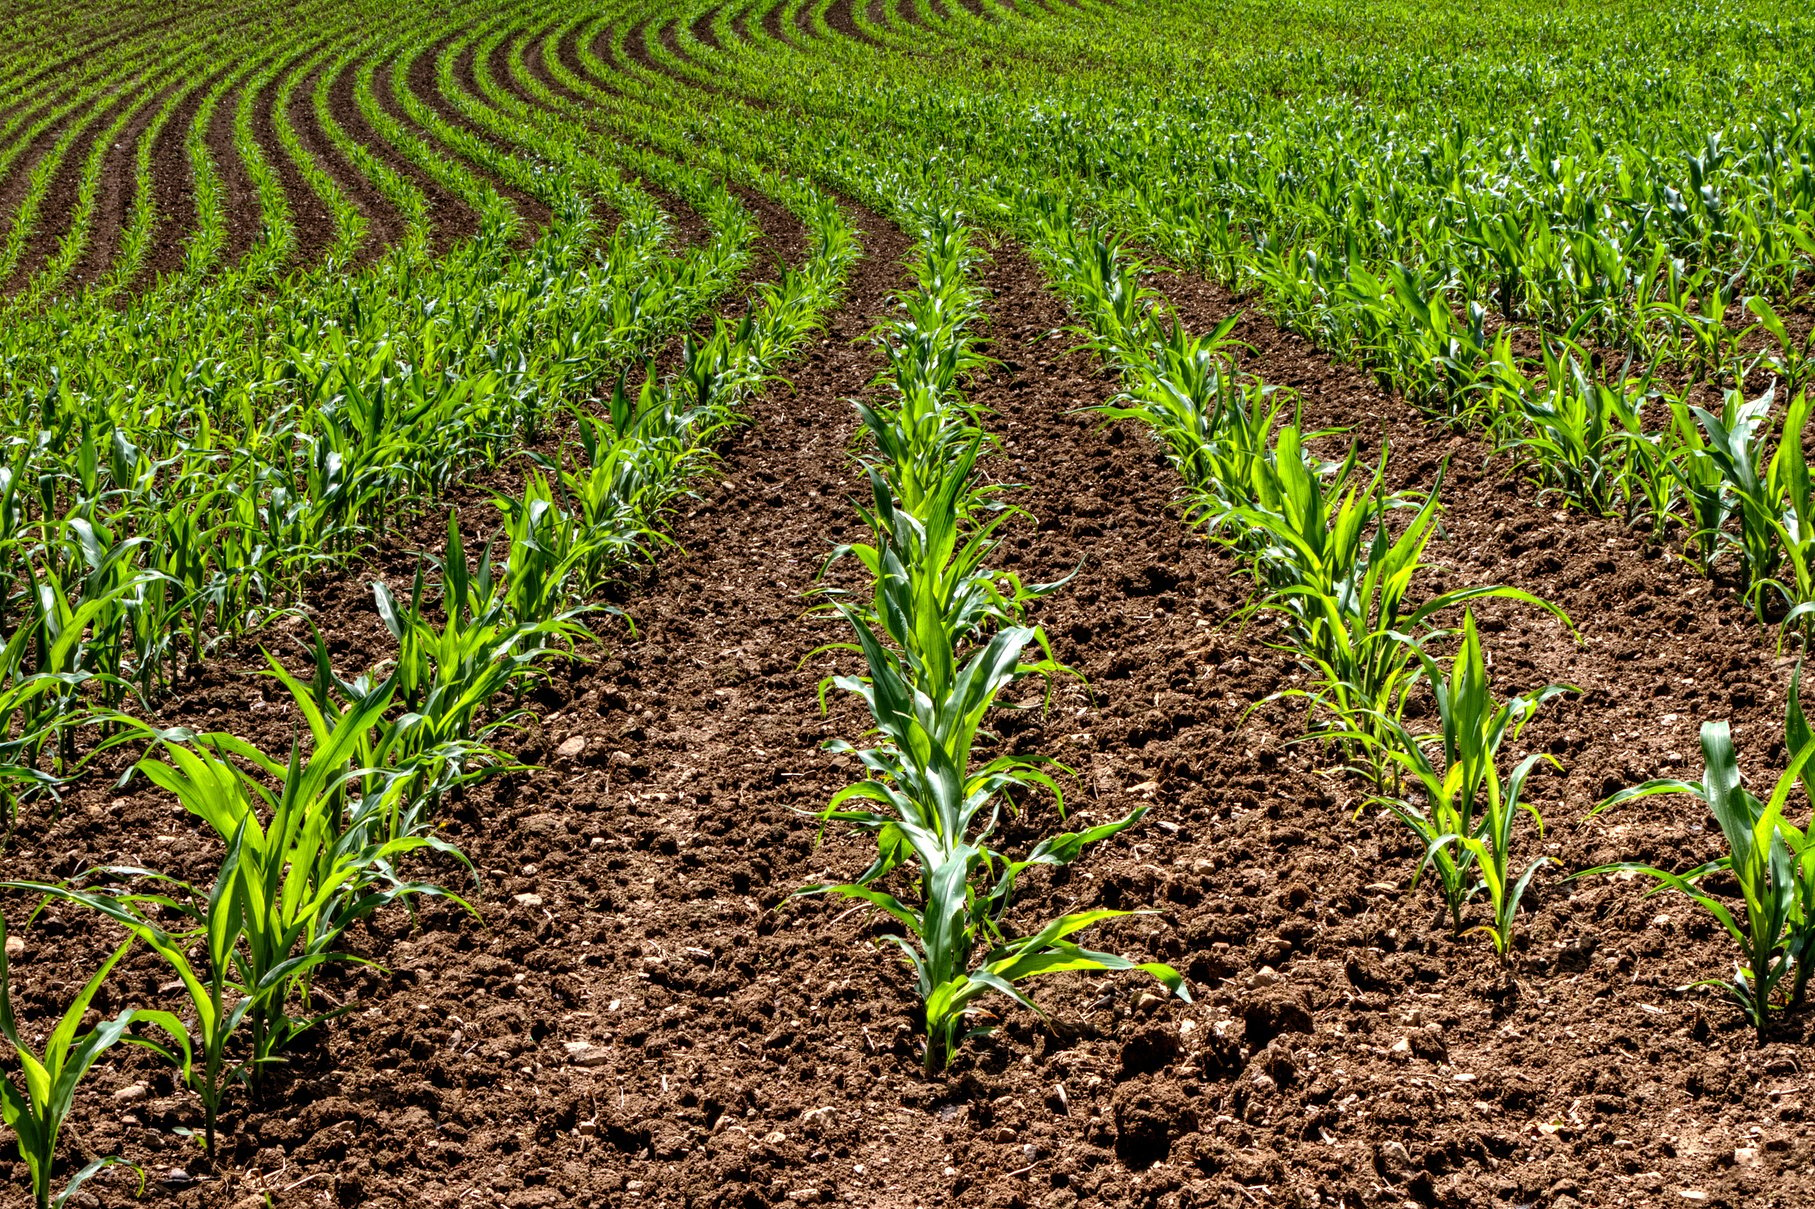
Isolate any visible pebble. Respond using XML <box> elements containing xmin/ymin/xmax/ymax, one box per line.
<box><xmin>112</xmin><ymin>1083</ymin><xmax>148</xmax><ymax>1103</ymax></box>
<box><xmin>556</xmin><ymin>736</ymin><xmax>586</xmax><ymax>758</ymax></box>
<box><xmin>3</xmin><ymin>935</ymin><xmax>22</xmax><ymax>960</ymax></box>
<box><xmin>563</xmin><ymin>1042</ymin><xmax>610</xmax><ymax>1068</ymax></box>
<box><xmin>513</xmin><ymin>893</ymin><xmax>543</xmax><ymax>907</ymax></box>
<box><xmin>1247</xmin><ymin>966</ymin><xmax>1279</xmax><ymax>989</ymax></box>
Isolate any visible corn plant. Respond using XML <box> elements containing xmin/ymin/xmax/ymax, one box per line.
<box><xmin>130</xmin><ymin>680</ymin><xmax>474</xmax><ymax>1075</ymax></box>
<box><xmin>819</xmin><ymin>448</ymin><xmax>1062</xmax><ymax>659</ymax></box>
<box><xmin>1232</xmin><ymin>426</ymin><xmax>1569</xmax><ymax>782</ymax></box>
<box><xmin>1345</xmin><ymin>613</ymin><xmax>1571</xmax><ymax>953</ymax></box>
<box><xmin>1748</xmin><ymin>296</ymin><xmax>1814</xmax><ymax>396</ymax></box>
<box><xmin>1488</xmin><ymin>334</ymin><xmax>1649</xmax><ymax>517</ymax></box>
<box><xmin>810</xmin><ymin>609</ymin><xmax>1183</xmax><ymax>1070</ymax></box>
<box><xmin>1682</xmin><ymin>384</ymin><xmax>1782</xmax><ymax>603</ymax></box>
<box><xmin>811</xmin><ymin>215</ymin><xmax>1184</xmax><ymax>1070</ymax></box>
<box><xmin>7</xmin><ymin>848</ymin><xmax>259</xmax><ymax>1160</ymax></box>
<box><xmin>374</xmin><ymin>512</ymin><xmax>588</xmax><ymax>763</ymax></box>
<box><xmin>1093</xmin><ymin>314</ymin><xmax>1292</xmax><ymax>515</ymax></box>
<box><xmin>0</xmin><ymin>917</ymin><xmax>142</xmax><ymax>1209</ymax></box>
<box><xmin>1582</xmin><ymin>672</ymin><xmax>1815</xmax><ymax>1040</ymax></box>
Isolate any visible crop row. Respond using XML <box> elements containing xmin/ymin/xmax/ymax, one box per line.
<box><xmin>0</xmin><ymin>4</ymin><xmax>874</xmax><ymax>1194</ymax></box>
<box><xmin>0</xmin><ymin>187</ymin><xmax>859</xmax><ymax>1203</ymax></box>
<box><xmin>609</xmin><ymin>0</ymin><xmax>1815</xmax><ymax>1068</ymax></box>
<box><xmin>1</xmin><ymin>0</ymin><xmax>1812</xmax><ymax>1202</ymax></box>
<box><xmin>806</xmin><ymin>210</ymin><xmax>1186</xmax><ymax>1072</ymax></box>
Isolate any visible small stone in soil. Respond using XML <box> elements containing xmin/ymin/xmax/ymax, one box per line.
<box><xmin>563</xmin><ymin>1042</ymin><xmax>609</xmax><ymax>1067</ymax></box>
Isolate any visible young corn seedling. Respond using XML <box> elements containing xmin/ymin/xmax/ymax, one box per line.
<box><xmin>131</xmin><ymin>680</ymin><xmax>474</xmax><ymax>1076</ymax></box>
<box><xmin>1093</xmin><ymin>313</ymin><xmax>1292</xmax><ymax>519</ymax></box>
<box><xmin>0</xmin><ymin>917</ymin><xmax>143</xmax><ymax>1209</ymax></box>
<box><xmin>808</xmin><ymin>610</ymin><xmax>1184</xmax><ymax>1071</ymax></box>
<box><xmin>817</xmin><ymin>443</ymin><xmax>1064</xmax><ymax>659</ymax></box>
<box><xmin>855</xmin><ymin>223</ymin><xmax>991</xmax><ymax>515</ymax></box>
<box><xmin>7</xmin><ymin>842</ymin><xmax>261</xmax><ymax>1161</ymax></box>
<box><xmin>1345</xmin><ymin>612</ymin><xmax>1572</xmax><ymax>951</ymax></box>
<box><xmin>1488</xmin><ymin>334</ymin><xmax>1648</xmax><ymax>517</ymax></box>
<box><xmin>812</xmin><ymin>214</ymin><xmax>1184</xmax><ymax>1069</ymax></box>
<box><xmin>1234</xmin><ymin>426</ymin><xmax>1569</xmax><ymax>784</ymax></box>
<box><xmin>1581</xmin><ymin>671</ymin><xmax>1815</xmax><ymax>1040</ymax></box>
<box><xmin>1667</xmin><ymin>397</ymin><xmax>1732</xmax><ymax>573</ymax></box>
<box><xmin>373</xmin><ymin>511</ymin><xmax>589</xmax><ymax>772</ymax></box>
<box><xmin>1748</xmin><ymin>295</ymin><xmax>1814</xmax><ymax>396</ymax></box>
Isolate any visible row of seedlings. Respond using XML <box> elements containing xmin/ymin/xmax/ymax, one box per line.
<box><xmin>803</xmin><ymin>209</ymin><xmax>1186</xmax><ymax>1073</ymax></box>
<box><xmin>1029</xmin><ymin>200</ymin><xmax>1580</xmax><ymax>957</ymax></box>
<box><xmin>0</xmin><ymin>196</ymin><xmax>860</xmax><ymax>1209</ymax></box>
<box><xmin>666</xmin><ymin>0</ymin><xmax>1815</xmax><ymax>636</ymax></box>
<box><xmin>1030</xmin><ymin>202</ymin><xmax>1815</xmax><ymax>1043</ymax></box>
<box><xmin>567</xmin><ymin>0</ymin><xmax>1815</xmax><ymax>1048</ymax></box>
<box><xmin>0</xmin><ymin>138</ymin><xmax>755</xmax><ymax>823</ymax></box>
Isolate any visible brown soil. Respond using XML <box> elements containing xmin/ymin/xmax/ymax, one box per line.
<box><xmin>761</xmin><ymin>1</ymin><xmax>800</xmax><ymax>49</ymax></box>
<box><xmin>0</xmin><ymin>89</ymin><xmax>127</xmax><ymax>293</ymax></box>
<box><xmin>400</xmin><ymin>34</ymin><xmax>553</xmax><ymax>237</ymax></box>
<box><xmin>692</xmin><ymin>7</ymin><xmax>725</xmax><ymax>51</ymax></box>
<box><xmin>521</xmin><ymin>27</ymin><xmax>592</xmax><ymax>108</ymax></box>
<box><xmin>204</xmin><ymin>73</ymin><xmax>265</xmax><ymax>271</ymax></box>
<box><xmin>284</xmin><ymin>58</ymin><xmax>408</xmax><ymax>268</ymax></box>
<box><xmin>624</xmin><ymin>18</ymin><xmax>720</xmax><ymax>94</ymax></box>
<box><xmin>517</xmin><ymin>24</ymin><xmax>722</xmax><ymax>256</ymax></box>
<box><xmin>329</xmin><ymin>52</ymin><xmax>477</xmax><ymax>254</ymax></box>
<box><xmin>658</xmin><ymin>18</ymin><xmax>702</xmax><ymax>69</ymax></box>
<box><xmin>896</xmin><ymin>0</ymin><xmax>936</xmax><ymax>30</ymax></box>
<box><xmin>252</xmin><ymin>52</ymin><xmax>338</xmax><ymax>273</ymax></box>
<box><xmin>63</xmin><ymin>85</ymin><xmax>171</xmax><ymax>291</ymax></box>
<box><xmin>7</xmin><ymin>187</ymin><xmax>1813</xmax><ymax>1209</ymax></box>
<box><xmin>826</xmin><ymin>0</ymin><xmax>882</xmax><ymax>44</ymax></box>
<box><xmin>131</xmin><ymin>76</ymin><xmax>208</xmax><ymax>287</ymax></box>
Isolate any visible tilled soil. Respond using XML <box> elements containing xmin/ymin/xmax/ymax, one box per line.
<box><xmin>2</xmin><ymin>222</ymin><xmax>1814</xmax><ymax>1209</ymax></box>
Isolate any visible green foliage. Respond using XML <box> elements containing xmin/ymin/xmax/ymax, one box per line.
<box><xmin>1350</xmin><ymin>613</ymin><xmax>1572</xmax><ymax>951</ymax></box>
<box><xmin>1582</xmin><ymin>671</ymin><xmax>1815</xmax><ymax>1040</ymax></box>
<box><xmin>0</xmin><ymin>919</ymin><xmax>142</xmax><ymax>1209</ymax></box>
<box><xmin>809</xmin><ymin>216</ymin><xmax>1185</xmax><ymax>1071</ymax></box>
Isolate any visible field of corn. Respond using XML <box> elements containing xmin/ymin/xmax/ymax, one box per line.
<box><xmin>1</xmin><ymin>0</ymin><xmax>1813</xmax><ymax>1205</ymax></box>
